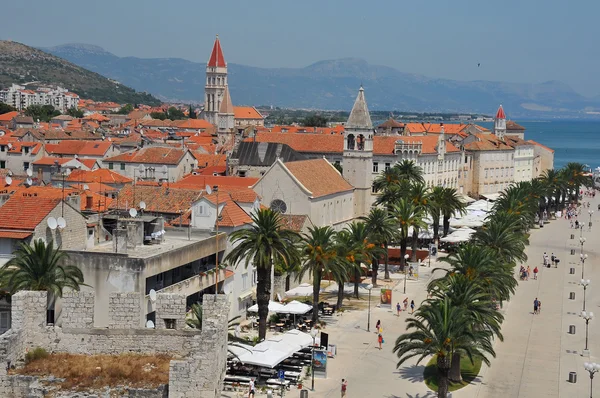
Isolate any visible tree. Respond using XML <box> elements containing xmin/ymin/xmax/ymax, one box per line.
<box><xmin>299</xmin><ymin>226</ymin><xmax>342</xmax><ymax>322</ymax></box>
<box><xmin>0</xmin><ymin>239</ymin><xmax>85</xmax><ymax>297</ymax></box>
<box><xmin>391</xmin><ymin>159</ymin><xmax>424</xmax><ymax>185</ymax></box>
<box><xmin>66</xmin><ymin>107</ymin><xmax>84</xmax><ymax>118</ymax></box>
<box><xmin>394</xmin><ymin>297</ymin><xmax>495</xmax><ymax>398</ymax></box>
<box><xmin>186</xmin><ymin>302</ymin><xmax>202</xmax><ymax>329</ymax></box>
<box><xmin>408</xmin><ymin>183</ymin><xmax>430</xmax><ymax>262</ymax></box>
<box><xmin>188</xmin><ymin>105</ymin><xmax>197</xmax><ymax>119</ymax></box>
<box><xmin>428</xmin><ymin>186</ymin><xmax>445</xmax><ymax>243</ymax></box>
<box><xmin>24</xmin><ymin>105</ymin><xmax>61</xmax><ymax>122</ymax></box>
<box><xmin>362</xmin><ymin>207</ymin><xmax>397</xmax><ymax>280</ymax></box>
<box><xmin>564</xmin><ymin>162</ymin><xmax>592</xmax><ymax>202</ymax></box>
<box><xmin>167</xmin><ymin>106</ymin><xmax>186</xmax><ymax>120</ymax></box>
<box><xmin>225</xmin><ymin>209</ymin><xmax>300</xmax><ymax>340</ymax></box>
<box><xmin>332</xmin><ymin>230</ymin><xmax>358</xmax><ymax>309</ymax></box>
<box><xmin>473</xmin><ymin>211</ymin><xmax>528</xmax><ymax>266</ymax></box>
<box><xmin>150</xmin><ymin>111</ymin><xmax>167</xmax><ymax>120</ymax></box>
<box><xmin>302</xmin><ymin>114</ymin><xmax>328</xmax><ymax>127</ymax></box>
<box><xmin>333</xmin><ymin>162</ymin><xmax>343</xmax><ymax>175</ymax></box>
<box><xmin>541</xmin><ymin>169</ymin><xmax>566</xmax><ymax>211</ymax></box>
<box><xmin>392</xmin><ymin>198</ymin><xmax>426</xmax><ymax>270</ymax></box>
<box><xmin>116</xmin><ymin>104</ymin><xmax>134</xmax><ymax>115</ymax></box>
<box><xmin>440</xmin><ymin>188</ymin><xmax>466</xmax><ymax>236</ymax></box>
<box><xmin>345</xmin><ymin>221</ymin><xmax>381</xmax><ymax>296</ymax></box>
<box><xmin>0</xmin><ymin>103</ymin><xmax>16</xmax><ymax>115</ymax></box>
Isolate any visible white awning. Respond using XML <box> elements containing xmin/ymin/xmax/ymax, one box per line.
<box><xmin>285</xmin><ymin>283</ymin><xmax>314</xmax><ymax>297</ymax></box>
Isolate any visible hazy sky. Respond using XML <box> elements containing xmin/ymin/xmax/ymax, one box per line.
<box><xmin>2</xmin><ymin>0</ymin><xmax>598</xmax><ymax>96</ymax></box>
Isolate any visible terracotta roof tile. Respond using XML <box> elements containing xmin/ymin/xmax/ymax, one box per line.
<box><xmin>527</xmin><ymin>140</ymin><xmax>555</xmax><ymax>153</ymax></box>
<box><xmin>0</xmin><ymin>111</ymin><xmax>19</xmax><ymax>122</ymax></box>
<box><xmin>507</xmin><ymin>120</ymin><xmax>526</xmax><ymax>130</ymax></box>
<box><xmin>66</xmin><ymin>169</ymin><xmax>133</xmax><ymax>184</ymax></box>
<box><xmin>0</xmin><ymin>192</ymin><xmax>61</xmax><ymax>230</ymax></box>
<box><xmin>0</xmin><ymin>231</ymin><xmax>32</xmax><ymax>239</ymax></box>
<box><xmin>109</xmin><ymin>184</ymin><xmax>202</xmax><ymax>214</ymax></box>
<box><xmin>218</xmin><ymin>198</ymin><xmax>253</xmax><ymax>227</ymax></box>
<box><xmin>233</xmin><ymin>106</ymin><xmax>263</xmax><ymax>120</ymax></box>
<box><xmin>171</xmin><ymin>175</ymin><xmax>258</xmax><ymax>190</ymax></box>
<box><xmin>279</xmin><ymin>214</ymin><xmax>309</xmax><ymax>232</ymax></box>
<box><xmin>104</xmin><ymin>147</ymin><xmax>188</xmax><ymax>165</ymax></box>
<box><xmin>45</xmin><ymin>140</ymin><xmax>113</xmax><ymax>156</ymax></box>
<box><xmin>283</xmin><ymin>159</ymin><xmax>353</xmax><ymax>198</ymax></box>
<box><xmin>173</xmin><ymin>119</ymin><xmax>213</xmax><ymax>129</ymax></box>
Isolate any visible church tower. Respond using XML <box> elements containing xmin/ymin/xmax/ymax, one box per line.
<box><xmin>217</xmin><ymin>85</ymin><xmax>235</xmax><ymax>148</ymax></box>
<box><xmin>203</xmin><ymin>35</ymin><xmax>227</xmax><ymax>125</ymax></box>
<box><xmin>493</xmin><ymin>105</ymin><xmax>506</xmax><ymax>140</ymax></box>
<box><xmin>343</xmin><ymin>86</ymin><xmax>374</xmax><ymax>218</ymax></box>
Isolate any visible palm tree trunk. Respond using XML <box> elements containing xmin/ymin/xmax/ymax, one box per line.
<box><xmin>384</xmin><ymin>242</ymin><xmax>390</xmax><ymax>280</ymax></box>
<box><xmin>411</xmin><ymin>228</ymin><xmax>418</xmax><ymax>262</ymax></box>
<box><xmin>433</xmin><ymin>219</ymin><xmax>440</xmax><ymax>244</ymax></box>
<box><xmin>400</xmin><ymin>239</ymin><xmax>407</xmax><ymax>271</ymax></box>
<box><xmin>371</xmin><ymin>258</ymin><xmax>378</xmax><ymax>286</ymax></box>
<box><xmin>256</xmin><ymin>265</ymin><xmax>271</xmax><ymax>341</ymax></box>
<box><xmin>437</xmin><ymin>355</ymin><xmax>451</xmax><ymax>398</ymax></box>
<box><xmin>448</xmin><ymin>352</ymin><xmax>462</xmax><ymax>382</ymax></box>
<box><xmin>353</xmin><ymin>268</ymin><xmax>360</xmax><ymax>299</ymax></box>
<box><xmin>443</xmin><ymin>215</ymin><xmax>450</xmax><ymax>236</ymax></box>
<box><xmin>312</xmin><ymin>269</ymin><xmax>322</xmax><ymax>323</ymax></box>
<box><xmin>336</xmin><ymin>281</ymin><xmax>344</xmax><ymax>309</ymax></box>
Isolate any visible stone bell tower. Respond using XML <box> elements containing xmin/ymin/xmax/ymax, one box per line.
<box><xmin>343</xmin><ymin>86</ymin><xmax>374</xmax><ymax>218</ymax></box>
<box><xmin>203</xmin><ymin>35</ymin><xmax>227</xmax><ymax>125</ymax></box>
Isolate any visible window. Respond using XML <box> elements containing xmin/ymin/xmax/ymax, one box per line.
<box><xmin>23</xmin><ymin>146</ymin><xmax>29</xmax><ymax>154</ymax></box>
<box><xmin>0</xmin><ymin>146</ymin><xmax>5</xmax><ymax>152</ymax></box>
<box><xmin>252</xmin><ymin>270</ymin><xmax>257</xmax><ymax>285</ymax></box>
<box><xmin>108</xmin><ymin>163</ymin><xmax>113</xmax><ymax>170</ymax></box>
<box><xmin>23</xmin><ymin>162</ymin><xmax>29</xmax><ymax>171</ymax></box>
<box><xmin>120</xmin><ymin>163</ymin><xmax>125</xmax><ymax>170</ymax></box>
<box><xmin>484</xmin><ymin>169</ymin><xmax>488</xmax><ymax>178</ymax></box>
<box><xmin>270</xmin><ymin>199</ymin><xmax>287</xmax><ymax>214</ymax></box>
<box><xmin>0</xmin><ymin>161</ymin><xmax>4</xmax><ymax>168</ymax></box>
<box><xmin>373</xmin><ymin>162</ymin><xmax>379</xmax><ymax>173</ymax></box>
<box><xmin>0</xmin><ymin>311</ymin><xmax>9</xmax><ymax>332</ymax></box>
<box><xmin>385</xmin><ymin>163</ymin><xmax>391</xmax><ymax>171</ymax></box>
<box><xmin>242</xmin><ymin>273</ymin><xmax>249</xmax><ymax>290</ymax></box>
<box><xmin>164</xmin><ymin>319</ymin><xmax>176</xmax><ymax>330</ymax></box>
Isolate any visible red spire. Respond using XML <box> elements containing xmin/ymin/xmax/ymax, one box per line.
<box><xmin>208</xmin><ymin>35</ymin><xmax>226</xmax><ymax>68</ymax></box>
<box><xmin>495</xmin><ymin>105</ymin><xmax>506</xmax><ymax>119</ymax></box>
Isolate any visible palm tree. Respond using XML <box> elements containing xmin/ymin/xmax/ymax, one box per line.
<box><xmin>362</xmin><ymin>208</ymin><xmax>397</xmax><ymax>280</ymax></box>
<box><xmin>564</xmin><ymin>162</ymin><xmax>592</xmax><ymax>202</ymax></box>
<box><xmin>299</xmin><ymin>226</ymin><xmax>342</xmax><ymax>323</ymax></box>
<box><xmin>428</xmin><ymin>186</ymin><xmax>445</xmax><ymax>243</ymax></box>
<box><xmin>333</xmin><ymin>230</ymin><xmax>360</xmax><ymax>309</ymax></box>
<box><xmin>392</xmin><ymin>159</ymin><xmax>425</xmax><ymax>184</ymax></box>
<box><xmin>394</xmin><ymin>297</ymin><xmax>496</xmax><ymax>398</ymax></box>
<box><xmin>225</xmin><ymin>209</ymin><xmax>300</xmax><ymax>340</ymax></box>
<box><xmin>541</xmin><ymin>169</ymin><xmax>566</xmax><ymax>211</ymax></box>
<box><xmin>186</xmin><ymin>302</ymin><xmax>203</xmax><ymax>329</ymax></box>
<box><xmin>1</xmin><ymin>239</ymin><xmax>85</xmax><ymax>297</ymax></box>
<box><xmin>344</xmin><ymin>222</ymin><xmax>381</xmax><ymax>297</ymax></box>
<box><xmin>374</xmin><ymin>183</ymin><xmax>409</xmax><ymax>212</ymax></box>
<box><xmin>440</xmin><ymin>188</ymin><xmax>466</xmax><ymax>236</ymax></box>
<box><xmin>408</xmin><ymin>183</ymin><xmax>430</xmax><ymax>262</ymax></box>
<box><xmin>474</xmin><ymin>211</ymin><xmax>528</xmax><ymax>266</ymax></box>
<box><xmin>392</xmin><ymin>198</ymin><xmax>426</xmax><ymax>270</ymax></box>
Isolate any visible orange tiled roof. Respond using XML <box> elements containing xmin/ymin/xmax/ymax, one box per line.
<box><xmin>279</xmin><ymin>214</ymin><xmax>309</xmax><ymax>232</ymax></box>
<box><xmin>69</xmin><ymin>182</ymin><xmax>117</xmax><ymax>194</ymax></box>
<box><xmin>33</xmin><ymin>156</ymin><xmax>79</xmax><ymax>166</ymax></box>
<box><xmin>374</xmin><ymin>135</ymin><xmax>460</xmax><ymax>155</ymax></box>
<box><xmin>527</xmin><ymin>140</ymin><xmax>555</xmax><ymax>153</ymax></box>
<box><xmin>173</xmin><ymin>119</ymin><xmax>213</xmax><ymax>129</ymax></box>
<box><xmin>463</xmin><ymin>134</ymin><xmax>514</xmax><ymax>151</ymax></box>
<box><xmin>218</xmin><ymin>198</ymin><xmax>253</xmax><ymax>227</ymax></box>
<box><xmin>104</xmin><ymin>147</ymin><xmax>188</xmax><ymax>165</ymax></box>
<box><xmin>0</xmin><ymin>231</ymin><xmax>32</xmax><ymax>239</ymax></box>
<box><xmin>233</xmin><ymin>106</ymin><xmax>263</xmax><ymax>120</ymax></box>
<box><xmin>45</xmin><ymin>140</ymin><xmax>113</xmax><ymax>156</ymax></box>
<box><xmin>84</xmin><ymin>113</ymin><xmax>110</xmax><ymax>122</ymax></box>
<box><xmin>507</xmin><ymin>120</ymin><xmax>526</xmax><ymax>130</ymax></box>
<box><xmin>109</xmin><ymin>184</ymin><xmax>201</xmax><ymax>214</ymax></box>
<box><xmin>193</xmin><ymin>153</ymin><xmax>226</xmax><ymax>168</ymax></box>
<box><xmin>0</xmin><ymin>192</ymin><xmax>61</xmax><ymax>230</ymax></box>
<box><xmin>283</xmin><ymin>158</ymin><xmax>353</xmax><ymax>198</ymax></box>
<box><xmin>0</xmin><ymin>111</ymin><xmax>19</xmax><ymax>122</ymax></box>
<box><xmin>66</xmin><ymin>169</ymin><xmax>132</xmax><ymax>184</ymax></box>
<box><xmin>171</xmin><ymin>175</ymin><xmax>258</xmax><ymax>190</ymax></box>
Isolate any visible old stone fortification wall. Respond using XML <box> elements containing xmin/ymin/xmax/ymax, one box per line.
<box><xmin>0</xmin><ymin>291</ymin><xmax>230</xmax><ymax>398</ymax></box>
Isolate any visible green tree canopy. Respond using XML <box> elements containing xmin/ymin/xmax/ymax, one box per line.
<box><xmin>24</xmin><ymin>105</ymin><xmax>61</xmax><ymax>122</ymax></box>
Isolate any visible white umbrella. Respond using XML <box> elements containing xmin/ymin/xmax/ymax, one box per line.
<box><xmin>285</xmin><ymin>283</ymin><xmax>314</xmax><ymax>297</ymax></box>
<box><xmin>247</xmin><ymin>301</ymin><xmax>285</xmax><ymax>313</ymax></box>
<box><xmin>278</xmin><ymin>329</ymin><xmax>313</xmax><ymax>349</ymax></box>
<box><xmin>279</xmin><ymin>300</ymin><xmax>312</xmax><ymax>315</ymax></box>
<box><xmin>235</xmin><ymin>345</ymin><xmax>291</xmax><ymax>368</ymax></box>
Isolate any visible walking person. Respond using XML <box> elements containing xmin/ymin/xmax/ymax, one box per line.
<box><xmin>533</xmin><ymin>266</ymin><xmax>538</xmax><ymax>280</ymax></box>
<box><xmin>375</xmin><ymin>320</ymin><xmax>382</xmax><ymax>334</ymax></box>
<box><xmin>551</xmin><ymin>253</ymin><xmax>555</xmax><ymax>266</ymax></box>
<box><xmin>538</xmin><ymin>300</ymin><xmax>542</xmax><ymax>314</ymax></box>
<box><xmin>410</xmin><ymin>300</ymin><xmax>415</xmax><ymax>314</ymax></box>
<box><xmin>377</xmin><ymin>333</ymin><xmax>383</xmax><ymax>350</ymax></box>
<box><xmin>526</xmin><ymin>266</ymin><xmax>531</xmax><ymax>281</ymax></box>
<box><xmin>341</xmin><ymin>379</ymin><xmax>348</xmax><ymax>397</ymax></box>
<box><xmin>403</xmin><ymin>297</ymin><xmax>409</xmax><ymax>311</ymax></box>
<box><xmin>533</xmin><ymin>298</ymin><xmax>539</xmax><ymax>315</ymax></box>
<box><xmin>248</xmin><ymin>378</ymin><xmax>256</xmax><ymax>398</ymax></box>
<box><xmin>396</xmin><ymin>302</ymin><xmax>402</xmax><ymax>316</ymax></box>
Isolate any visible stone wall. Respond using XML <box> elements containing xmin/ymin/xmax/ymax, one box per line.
<box><xmin>155</xmin><ymin>294</ymin><xmax>186</xmax><ymax>330</ymax></box>
<box><xmin>33</xmin><ymin>200</ymin><xmax>88</xmax><ymax>250</ymax></box>
<box><xmin>108</xmin><ymin>292</ymin><xmax>141</xmax><ymax>329</ymax></box>
<box><xmin>0</xmin><ymin>291</ymin><xmax>230</xmax><ymax>398</ymax></box>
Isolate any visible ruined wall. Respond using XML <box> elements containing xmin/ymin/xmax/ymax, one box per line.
<box><xmin>155</xmin><ymin>294</ymin><xmax>186</xmax><ymax>330</ymax></box>
<box><xmin>108</xmin><ymin>292</ymin><xmax>141</xmax><ymax>329</ymax></box>
<box><xmin>0</xmin><ymin>291</ymin><xmax>229</xmax><ymax>398</ymax></box>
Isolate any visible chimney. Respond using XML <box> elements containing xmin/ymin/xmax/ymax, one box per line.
<box><xmin>85</xmin><ymin>195</ymin><xmax>93</xmax><ymax>210</ymax></box>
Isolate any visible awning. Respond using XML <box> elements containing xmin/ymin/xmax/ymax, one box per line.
<box><xmin>0</xmin><ymin>231</ymin><xmax>32</xmax><ymax>239</ymax></box>
<box><xmin>277</xmin><ymin>300</ymin><xmax>312</xmax><ymax>315</ymax></box>
<box><xmin>247</xmin><ymin>300</ymin><xmax>285</xmax><ymax>313</ymax></box>
<box><xmin>238</xmin><ymin>290</ymin><xmax>254</xmax><ymax>301</ymax></box>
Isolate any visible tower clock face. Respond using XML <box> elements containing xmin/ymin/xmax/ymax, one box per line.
<box><xmin>270</xmin><ymin>199</ymin><xmax>287</xmax><ymax>214</ymax></box>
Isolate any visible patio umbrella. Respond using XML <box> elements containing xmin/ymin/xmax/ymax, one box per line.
<box><xmin>285</xmin><ymin>283</ymin><xmax>314</xmax><ymax>297</ymax></box>
<box><xmin>279</xmin><ymin>300</ymin><xmax>312</xmax><ymax>315</ymax></box>
<box><xmin>247</xmin><ymin>300</ymin><xmax>285</xmax><ymax>313</ymax></box>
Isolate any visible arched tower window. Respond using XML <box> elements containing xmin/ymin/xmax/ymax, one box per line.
<box><xmin>347</xmin><ymin>134</ymin><xmax>355</xmax><ymax>150</ymax></box>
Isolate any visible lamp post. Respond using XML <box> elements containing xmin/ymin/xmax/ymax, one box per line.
<box><xmin>581</xmin><ymin>279</ymin><xmax>591</xmax><ymax>311</ymax></box>
<box><xmin>310</xmin><ymin>328</ymin><xmax>318</xmax><ymax>391</ymax></box>
<box><xmin>589</xmin><ymin>210</ymin><xmax>594</xmax><ymax>231</ymax></box>
<box><xmin>366</xmin><ymin>284</ymin><xmax>373</xmax><ymax>332</ymax></box>
<box><xmin>584</xmin><ymin>362</ymin><xmax>600</xmax><ymax>398</ymax></box>
<box><xmin>582</xmin><ymin>254</ymin><xmax>589</xmax><ymax>279</ymax></box>
<box><xmin>581</xmin><ymin>237</ymin><xmax>587</xmax><ymax>255</ymax></box>
<box><xmin>403</xmin><ymin>254</ymin><xmax>409</xmax><ymax>294</ymax></box>
<box><xmin>581</xmin><ymin>310</ymin><xmax>594</xmax><ymax>357</ymax></box>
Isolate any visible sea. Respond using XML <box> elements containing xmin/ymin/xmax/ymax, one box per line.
<box><xmin>479</xmin><ymin>121</ymin><xmax>600</xmax><ymax>170</ymax></box>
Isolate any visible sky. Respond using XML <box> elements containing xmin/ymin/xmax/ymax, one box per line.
<box><xmin>2</xmin><ymin>0</ymin><xmax>599</xmax><ymax>97</ymax></box>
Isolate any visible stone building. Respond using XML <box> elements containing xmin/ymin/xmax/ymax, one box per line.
<box><xmin>202</xmin><ymin>36</ymin><xmax>228</xmax><ymax>126</ymax></box>
<box><xmin>504</xmin><ymin>135</ymin><xmax>535</xmax><ymax>182</ymax></box>
<box><xmin>529</xmin><ymin>140</ymin><xmax>555</xmax><ymax>178</ymax></box>
<box><xmin>506</xmin><ymin>120</ymin><xmax>526</xmax><ymax>139</ymax></box>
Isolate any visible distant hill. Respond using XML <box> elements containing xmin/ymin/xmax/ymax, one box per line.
<box><xmin>45</xmin><ymin>43</ymin><xmax>600</xmax><ymax>118</ymax></box>
<box><xmin>0</xmin><ymin>41</ymin><xmax>160</xmax><ymax>106</ymax></box>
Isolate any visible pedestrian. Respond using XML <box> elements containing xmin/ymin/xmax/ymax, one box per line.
<box><xmin>410</xmin><ymin>300</ymin><xmax>415</xmax><ymax>314</ymax></box>
<box><xmin>533</xmin><ymin>298</ymin><xmax>539</xmax><ymax>315</ymax></box>
<box><xmin>341</xmin><ymin>379</ymin><xmax>348</xmax><ymax>397</ymax></box>
<box><xmin>403</xmin><ymin>297</ymin><xmax>409</xmax><ymax>311</ymax></box>
<box><xmin>377</xmin><ymin>333</ymin><xmax>383</xmax><ymax>350</ymax></box>
<box><xmin>526</xmin><ymin>266</ymin><xmax>531</xmax><ymax>280</ymax></box>
<box><xmin>396</xmin><ymin>302</ymin><xmax>402</xmax><ymax>316</ymax></box>
<box><xmin>538</xmin><ymin>300</ymin><xmax>542</xmax><ymax>313</ymax></box>
<box><xmin>375</xmin><ymin>320</ymin><xmax>381</xmax><ymax>334</ymax></box>
<box><xmin>542</xmin><ymin>252</ymin><xmax>547</xmax><ymax>267</ymax></box>
<box><xmin>551</xmin><ymin>253</ymin><xmax>555</xmax><ymax>265</ymax></box>
<box><xmin>533</xmin><ymin>266</ymin><xmax>538</xmax><ymax>280</ymax></box>
<box><xmin>248</xmin><ymin>378</ymin><xmax>256</xmax><ymax>398</ymax></box>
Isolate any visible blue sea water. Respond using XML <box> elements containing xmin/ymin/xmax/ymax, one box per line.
<box><xmin>480</xmin><ymin>121</ymin><xmax>600</xmax><ymax>170</ymax></box>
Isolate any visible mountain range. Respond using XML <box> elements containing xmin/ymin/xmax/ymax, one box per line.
<box><xmin>0</xmin><ymin>41</ymin><xmax>160</xmax><ymax>106</ymax></box>
<box><xmin>44</xmin><ymin>43</ymin><xmax>600</xmax><ymax>118</ymax></box>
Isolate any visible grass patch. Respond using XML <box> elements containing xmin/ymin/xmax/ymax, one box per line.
<box><xmin>12</xmin><ymin>353</ymin><xmax>173</xmax><ymax>390</ymax></box>
<box><xmin>424</xmin><ymin>355</ymin><xmax>482</xmax><ymax>392</ymax></box>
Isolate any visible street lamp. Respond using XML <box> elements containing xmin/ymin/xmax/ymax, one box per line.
<box><xmin>403</xmin><ymin>254</ymin><xmax>409</xmax><ymax>294</ymax></box>
<box><xmin>366</xmin><ymin>284</ymin><xmax>373</xmax><ymax>332</ymax></box>
<box><xmin>581</xmin><ymin>279</ymin><xmax>591</xmax><ymax>311</ymax></box>
<box><xmin>584</xmin><ymin>362</ymin><xmax>600</xmax><ymax>398</ymax></box>
<box><xmin>581</xmin><ymin>237</ymin><xmax>587</xmax><ymax>255</ymax></box>
<box><xmin>589</xmin><ymin>210</ymin><xmax>594</xmax><ymax>231</ymax></box>
<box><xmin>582</xmin><ymin>254</ymin><xmax>589</xmax><ymax>279</ymax></box>
<box><xmin>581</xmin><ymin>310</ymin><xmax>594</xmax><ymax>357</ymax></box>
<box><xmin>310</xmin><ymin>328</ymin><xmax>318</xmax><ymax>391</ymax></box>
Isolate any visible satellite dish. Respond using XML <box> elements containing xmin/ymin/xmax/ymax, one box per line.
<box><xmin>74</xmin><ymin>154</ymin><xmax>78</xmax><ymax>159</ymax></box>
<box><xmin>253</xmin><ymin>199</ymin><xmax>260</xmax><ymax>211</ymax></box>
<box><xmin>57</xmin><ymin>217</ymin><xmax>66</xmax><ymax>229</ymax></box>
<box><xmin>7</xmin><ymin>143</ymin><xmax>12</xmax><ymax>149</ymax></box>
<box><xmin>25</xmin><ymin>178</ymin><xmax>32</xmax><ymax>186</ymax></box>
<box><xmin>47</xmin><ymin>217</ymin><xmax>58</xmax><ymax>230</ymax></box>
<box><xmin>139</xmin><ymin>201</ymin><xmax>146</xmax><ymax>210</ymax></box>
<box><xmin>83</xmin><ymin>184</ymin><xmax>89</xmax><ymax>190</ymax></box>
<box><xmin>7</xmin><ymin>170</ymin><xmax>12</xmax><ymax>176</ymax></box>
<box><xmin>205</xmin><ymin>185</ymin><xmax>212</xmax><ymax>195</ymax></box>
<box><xmin>5</xmin><ymin>176</ymin><xmax>11</xmax><ymax>186</ymax></box>
<box><xmin>138</xmin><ymin>164</ymin><xmax>145</xmax><ymax>173</ymax></box>
<box><xmin>146</xmin><ymin>320</ymin><xmax>155</xmax><ymax>329</ymax></box>
<box><xmin>149</xmin><ymin>289</ymin><xmax>157</xmax><ymax>302</ymax></box>
<box><xmin>129</xmin><ymin>208</ymin><xmax>138</xmax><ymax>218</ymax></box>
<box><xmin>26</xmin><ymin>168</ymin><xmax>33</xmax><ymax>177</ymax></box>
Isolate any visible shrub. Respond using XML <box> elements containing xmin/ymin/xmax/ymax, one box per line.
<box><xmin>25</xmin><ymin>347</ymin><xmax>49</xmax><ymax>364</ymax></box>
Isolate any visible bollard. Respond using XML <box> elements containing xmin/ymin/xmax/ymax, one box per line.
<box><xmin>570</xmin><ymin>268</ymin><xmax>575</xmax><ymax>274</ymax></box>
<box><xmin>570</xmin><ymin>292</ymin><xmax>576</xmax><ymax>300</ymax></box>
<box><xmin>571</xmin><ymin>234</ymin><xmax>575</xmax><ymax>239</ymax></box>
<box><xmin>569</xmin><ymin>325</ymin><xmax>576</xmax><ymax>334</ymax></box>
<box><xmin>300</xmin><ymin>390</ymin><xmax>309</xmax><ymax>398</ymax></box>
<box><xmin>571</xmin><ymin>249</ymin><xmax>575</xmax><ymax>255</ymax></box>
<box><xmin>569</xmin><ymin>371</ymin><xmax>577</xmax><ymax>383</ymax></box>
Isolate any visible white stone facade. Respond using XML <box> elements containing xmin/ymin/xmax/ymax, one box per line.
<box><xmin>0</xmin><ymin>84</ymin><xmax>79</xmax><ymax>112</ymax></box>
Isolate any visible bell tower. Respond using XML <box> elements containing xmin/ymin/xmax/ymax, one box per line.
<box><xmin>203</xmin><ymin>35</ymin><xmax>227</xmax><ymax>125</ymax></box>
<box><xmin>493</xmin><ymin>105</ymin><xmax>507</xmax><ymax>140</ymax></box>
<box><xmin>343</xmin><ymin>86</ymin><xmax>374</xmax><ymax>218</ymax></box>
